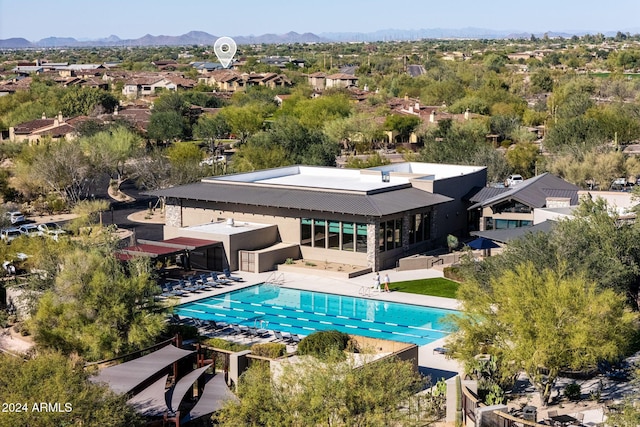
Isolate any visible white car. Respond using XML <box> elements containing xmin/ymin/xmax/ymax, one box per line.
<box><xmin>18</xmin><ymin>224</ymin><xmax>41</xmax><ymax>237</ymax></box>
<box><xmin>37</xmin><ymin>222</ymin><xmax>67</xmax><ymax>240</ymax></box>
<box><xmin>0</xmin><ymin>228</ymin><xmax>23</xmax><ymax>242</ymax></box>
<box><xmin>506</xmin><ymin>174</ymin><xmax>524</xmax><ymax>187</ymax></box>
<box><xmin>6</xmin><ymin>211</ymin><xmax>25</xmax><ymax>224</ymax></box>
<box><xmin>200</xmin><ymin>156</ymin><xmax>226</xmax><ymax>166</ymax></box>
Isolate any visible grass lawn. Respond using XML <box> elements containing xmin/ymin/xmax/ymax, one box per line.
<box><xmin>389</xmin><ymin>277</ymin><xmax>460</xmax><ymax>298</ymax></box>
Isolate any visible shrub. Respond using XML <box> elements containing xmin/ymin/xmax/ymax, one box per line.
<box><xmin>297</xmin><ymin>330</ymin><xmax>351</xmax><ymax>360</ymax></box>
<box><xmin>444</xmin><ymin>266</ymin><xmax>464</xmax><ymax>282</ymax></box>
<box><xmin>251</xmin><ymin>342</ymin><xmax>286</xmax><ymax>359</ymax></box>
<box><xmin>564</xmin><ymin>382</ymin><xmax>581</xmax><ymax>401</ymax></box>
<box><xmin>285</xmin><ymin>258</ymin><xmax>294</xmax><ymax>265</ymax></box>
<box><xmin>205</xmin><ymin>337</ymin><xmax>250</xmax><ymax>352</ymax></box>
<box><xmin>304</xmin><ymin>261</ymin><xmax>317</xmax><ymax>267</ymax></box>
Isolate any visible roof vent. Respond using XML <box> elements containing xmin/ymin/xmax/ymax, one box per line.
<box><xmin>226</xmin><ymin>218</ymin><xmax>235</xmax><ymax>227</ymax></box>
<box><xmin>381</xmin><ymin>171</ymin><xmax>390</xmax><ymax>183</ymax></box>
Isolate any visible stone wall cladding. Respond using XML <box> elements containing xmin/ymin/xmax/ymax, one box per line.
<box><xmin>367</xmin><ymin>222</ymin><xmax>378</xmax><ymax>269</ymax></box>
<box><xmin>165</xmin><ymin>203</ymin><xmax>181</xmax><ymax>228</ymax></box>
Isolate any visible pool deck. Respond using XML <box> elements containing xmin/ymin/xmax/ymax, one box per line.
<box><xmin>172</xmin><ymin>267</ymin><xmax>464</xmax><ymax>379</ymax></box>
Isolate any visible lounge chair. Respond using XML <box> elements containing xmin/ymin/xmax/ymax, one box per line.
<box><xmin>289</xmin><ymin>334</ymin><xmax>301</xmax><ymax>345</ymax></box>
<box><xmin>207</xmin><ymin>320</ymin><xmax>228</xmax><ymax>330</ymax></box>
<box><xmin>248</xmin><ymin>327</ymin><xmax>269</xmax><ymax>338</ymax></box>
<box><xmin>231</xmin><ymin>324</ymin><xmax>249</xmax><ymax>336</ymax></box>
<box><xmin>198</xmin><ymin>274</ymin><xmax>218</xmax><ymax>289</ymax></box>
<box><xmin>223</xmin><ymin>268</ymin><xmax>244</xmax><ymax>282</ymax></box>
<box><xmin>210</xmin><ymin>272</ymin><xmax>232</xmax><ymax>286</ymax></box>
<box><xmin>433</xmin><ymin>347</ymin><xmax>450</xmax><ymax>355</ymax></box>
<box><xmin>273</xmin><ymin>330</ymin><xmax>285</xmax><ymax>341</ymax></box>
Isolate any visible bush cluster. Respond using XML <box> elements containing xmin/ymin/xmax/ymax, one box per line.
<box><xmin>297</xmin><ymin>330</ymin><xmax>351</xmax><ymax>360</ymax></box>
<box><xmin>251</xmin><ymin>342</ymin><xmax>286</xmax><ymax>358</ymax></box>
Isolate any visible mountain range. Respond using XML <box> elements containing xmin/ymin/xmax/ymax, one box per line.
<box><xmin>1</xmin><ymin>27</ymin><xmax>639</xmax><ymax>48</ymax></box>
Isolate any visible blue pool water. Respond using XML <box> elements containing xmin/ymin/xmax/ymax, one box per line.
<box><xmin>174</xmin><ymin>283</ymin><xmax>457</xmax><ymax>346</ymax></box>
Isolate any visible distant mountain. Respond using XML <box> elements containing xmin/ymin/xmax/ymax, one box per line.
<box><xmin>0</xmin><ymin>37</ymin><xmax>33</xmax><ymax>48</ymax></box>
<box><xmin>2</xmin><ymin>27</ymin><xmax>640</xmax><ymax>49</ymax></box>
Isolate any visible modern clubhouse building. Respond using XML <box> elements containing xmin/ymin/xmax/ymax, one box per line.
<box><xmin>150</xmin><ymin>163</ymin><xmax>486</xmax><ymax>273</ymax></box>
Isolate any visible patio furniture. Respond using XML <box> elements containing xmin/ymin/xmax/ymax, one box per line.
<box><xmin>289</xmin><ymin>334</ymin><xmax>301</xmax><ymax>345</ymax></box>
<box><xmin>273</xmin><ymin>330</ymin><xmax>286</xmax><ymax>341</ymax></box>
<box><xmin>223</xmin><ymin>268</ymin><xmax>244</xmax><ymax>282</ymax></box>
<box><xmin>210</xmin><ymin>272</ymin><xmax>232</xmax><ymax>286</ymax></box>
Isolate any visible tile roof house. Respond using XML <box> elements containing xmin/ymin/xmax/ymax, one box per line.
<box><xmin>467</xmin><ymin>173</ymin><xmax>580</xmax><ymax>232</ymax></box>
<box><xmin>325</xmin><ymin>73</ymin><xmax>358</xmax><ymax>89</ymax></box>
<box><xmin>9</xmin><ymin>112</ymin><xmax>79</xmax><ymax>143</ymax></box>
<box><xmin>198</xmin><ymin>70</ymin><xmax>290</xmax><ymax>92</ymax></box>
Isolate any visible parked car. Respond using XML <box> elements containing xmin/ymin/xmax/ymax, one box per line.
<box><xmin>0</xmin><ymin>228</ymin><xmax>23</xmax><ymax>242</ymax></box>
<box><xmin>506</xmin><ymin>174</ymin><xmax>524</xmax><ymax>187</ymax></box>
<box><xmin>37</xmin><ymin>222</ymin><xmax>67</xmax><ymax>240</ymax></box>
<box><xmin>6</xmin><ymin>211</ymin><xmax>25</xmax><ymax>224</ymax></box>
<box><xmin>18</xmin><ymin>223</ymin><xmax>41</xmax><ymax>237</ymax></box>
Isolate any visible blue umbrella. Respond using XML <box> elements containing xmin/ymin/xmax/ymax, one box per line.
<box><xmin>466</xmin><ymin>237</ymin><xmax>500</xmax><ymax>250</ymax></box>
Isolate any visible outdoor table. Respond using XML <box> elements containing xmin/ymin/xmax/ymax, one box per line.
<box><xmin>550</xmin><ymin>414</ymin><xmax>579</xmax><ymax>426</ymax></box>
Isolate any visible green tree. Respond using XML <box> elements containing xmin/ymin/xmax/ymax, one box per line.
<box><xmin>166</xmin><ymin>142</ymin><xmax>207</xmax><ymax>185</ymax></box>
<box><xmin>214</xmin><ymin>353</ymin><xmax>443</xmax><ymax>426</ymax></box>
<box><xmin>29</xmin><ymin>250</ymin><xmax>165</xmax><ymax>361</ymax></box>
<box><xmin>0</xmin><ymin>352</ymin><xmax>144</xmax><ymax>427</ymax></box>
<box><xmin>505</xmin><ymin>142</ymin><xmax>541</xmax><ymax>178</ymax></box>
<box><xmin>384</xmin><ymin>114</ymin><xmax>421</xmax><ymax>143</ymax></box>
<box><xmin>81</xmin><ymin>126</ymin><xmax>144</xmax><ymax>180</ymax></box>
<box><xmin>15</xmin><ymin>140</ymin><xmax>96</xmax><ymax>204</ymax></box>
<box><xmin>193</xmin><ymin>114</ymin><xmax>231</xmax><ymax>153</ymax></box>
<box><xmin>60</xmin><ymin>86</ymin><xmax>118</xmax><ymax>116</ymax></box>
<box><xmin>450</xmin><ymin>261</ymin><xmax>637</xmax><ymax>406</ymax></box>
<box><xmin>147</xmin><ymin>110</ymin><xmax>187</xmax><ymax>143</ymax></box>
<box><xmin>220</xmin><ymin>104</ymin><xmax>269</xmax><ymax>144</ymax></box>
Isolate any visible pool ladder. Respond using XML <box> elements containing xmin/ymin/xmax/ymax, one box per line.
<box><xmin>264</xmin><ymin>271</ymin><xmax>285</xmax><ymax>288</ymax></box>
<box><xmin>359</xmin><ymin>285</ymin><xmax>380</xmax><ymax>297</ymax></box>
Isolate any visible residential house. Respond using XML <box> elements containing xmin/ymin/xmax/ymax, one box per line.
<box><xmin>307</xmin><ymin>72</ymin><xmax>326</xmax><ymax>90</ymax></box>
<box><xmin>325</xmin><ymin>73</ymin><xmax>358</xmax><ymax>89</ymax></box>
<box><xmin>467</xmin><ymin>173</ymin><xmax>580</xmax><ymax>232</ymax></box>
<box><xmin>9</xmin><ymin>112</ymin><xmax>78</xmax><ymax>143</ymax></box>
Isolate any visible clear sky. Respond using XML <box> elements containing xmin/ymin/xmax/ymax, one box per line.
<box><xmin>1</xmin><ymin>0</ymin><xmax>639</xmax><ymax>41</ymax></box>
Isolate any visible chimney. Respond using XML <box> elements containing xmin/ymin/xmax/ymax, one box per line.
<box><xmin>41</xmin><ymin>112</ymin><xmax>46</xmax><ymax>119</ymax></box>
<box><xmin>464</xmin><ymin>108</ymin><xmax>470</xmax><ymax>120</ymax></box>
<box><xmin>58</xmin><ymin>111</ymin><xmax>63</xmax><ymax>123</ymax></box>
<box><xmin>408</xmin><ymin>106</ymin><xmax>414</xmax><ymax>114</ymax></box>
<box><xmin>404</xmin><ymin>93</ymin><xmax>409</xmax><ymax>101</ymax></box>
<box><xmin>415</xmin><ymin>102</ymin><xmax>420</xmax><ymax>111</ymax></box>
<box><xmin>114</xmin><ymin>105</ymin><xmax>119</xmax><ymax>116</ymax></box>
<box><xmin>429</xmin><ymin>110</ymin><xmax>436</xmax><ymax>123</ymax></box>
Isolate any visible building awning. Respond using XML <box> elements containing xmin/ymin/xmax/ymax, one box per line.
<box><xmin>117</xmin><ymin>238</ymin><xmax>220</xmax><ymax>260</ymax></box>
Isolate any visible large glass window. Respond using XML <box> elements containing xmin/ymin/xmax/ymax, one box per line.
<box><xmin>493</xmin><ymin>219</ymin><xmax>533</xmax><ymax>229</ymax></box>
<box><xmin>409</xmin><ymin>213</ymin><xmax>430</xmax><ymax>244</ymax></box>
<box><xmin>301</xmin><ymin>218</ymin><xmax>312</xmax><ymax>246</ymax></box>
<box><xmin>395</xmin><ymin>218</ymin><xmax>402</xmax><ymax>248</ymax></box>
<box><xmin>356</xmin><ymin>224</ymin><xmax>367</xmax><ymax>253</ymax></box>
<box><xmin>314</xmin><ymin>219</ymin><xmax>326</xmax><ymax>248</ymax></box>
<box><xmin>301</xmin><ymin>218</ymin><xmax>369</xmax><ymax>253</ymax></box>
<box><xmin>342</xmin><ymin>222</ymin><xmax>354</xmax><ymax>251</ymax></box>
<box><xmin>379</xmin><ymin>223</ymin><xmax>386</xmax><ymax>252</ymax></box>
<box><xmin>385</xmin><ymin>220</ymin><xmax>395</xmax><ymax>251</ymax></box>
<box><xmin>328</xmin><ymin>221</ymin><xmax>340</xmax><ymax>249</ymax></box>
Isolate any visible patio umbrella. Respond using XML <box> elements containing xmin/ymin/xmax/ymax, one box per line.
<box><xmin>466</xmin><ymin>237</ymin><xmax>500</xmax><ymax>250</ymax></box>
<box><xmin>466</xmin><ymin>237</ymin><xmax>500</xmax><ymax>257</ymax></box>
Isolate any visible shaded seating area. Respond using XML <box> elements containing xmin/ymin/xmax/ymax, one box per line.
<box><xmin>92</xmin><ymin>343</ymin><xmax>237</xmax><ymax>426</ymax></box>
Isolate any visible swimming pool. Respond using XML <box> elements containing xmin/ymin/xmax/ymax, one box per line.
<box><xmin>174</xmin><ymin>283</ymin><xmax>456</xmax><ymax>346</ymax></box>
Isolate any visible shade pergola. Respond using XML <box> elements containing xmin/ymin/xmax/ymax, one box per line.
<box><xmin>91</xmin><ymin>344</ymin><xmax>194</xmax><ymax>395</ymax></box>
<box><xmin>180</xmin><ymin>374</ymin><xmax>239</xmax><ymax>424</ymax></box>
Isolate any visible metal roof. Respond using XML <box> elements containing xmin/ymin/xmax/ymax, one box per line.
<box><xmin>471</xmin><ymin>220</ymin><xmax>556</xmax><ymax>243</ymax></box>
<box><xmin>468</xmin><ymin>173</ymin><xmax>579</xmax><ymax>210</ymax></box>
<box><xmin>150</xmin><ymin>183</ymin><xmax>453</xmax><ymax>217</ymax></box>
